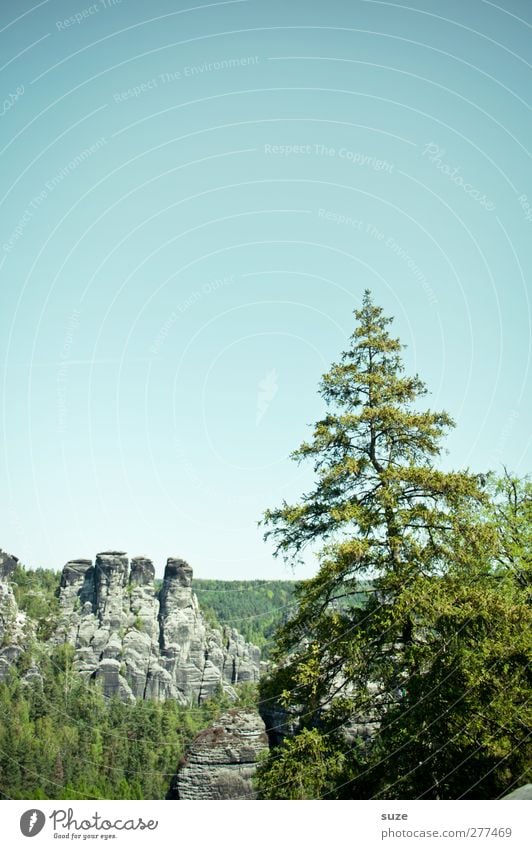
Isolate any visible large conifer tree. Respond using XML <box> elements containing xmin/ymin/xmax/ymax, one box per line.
<box><xmin>257</xmin><ymin>291</ymin><xmax>530</xmax><ymax>799</ymax></box>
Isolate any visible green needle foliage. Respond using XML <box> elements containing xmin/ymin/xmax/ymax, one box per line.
<box><xmin>0</xmin><ymin>648</ymin><xmax>252</xmax><ymax>800</ymax></box>
<box><xmin>257</xmin><ymin>291</ymin><xmax>531</xmax><ymax>799</ymax></box>
<box><xmin>194</xmin><ymin>579</ymin><xmax>298</xmax><ymax>657</ymax></box>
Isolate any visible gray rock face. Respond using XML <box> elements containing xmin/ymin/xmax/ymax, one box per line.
<box><xmin>0</xmin><ymin>551</ymin><xmax>30</xmax><ymax>682</ymax></box>
<box><xmin>501</xmin><ymin>784</ymin><xmax>532</xmax><ymax>800</ymax></box>
<box><xmin>171</xmin><ymin>709</ymin><xmax>268</xmax><ymax>800</ymax></box>
<box><xmin>56</xmin><ymin>553</ymin><xmax>260</xmax><ymax>705</ymax></box>
<box><xmin>260</xmin><ymin>703</ymin><xmax>300</xmax><ymax>748</ymax></box>
<box><xmin>0</xmin><ymin>548</ymin><xmax>18</xmax><ymax>581</ymax></box>
<box><xmin>260</xmin><ymin>677</ymin><xmax>379</xmax><ymax>749</ymax></box>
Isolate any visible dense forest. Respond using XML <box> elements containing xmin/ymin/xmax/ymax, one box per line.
<box><xmin>194</xmin><ymin>580</ymin><xmax>296</xmax><ymax>655</ymax></box>
<box><xmin>194</xmin><ymin>579</ymin><xmax>373</xmax><ymax>652</ymax></box>
<box><xmin>0</xmin><ymin>567</ymin><xmax>285</xmax><ymax>798</ymax></box>
<box><xmin>194</xmin><ymin>579</ymin><xmax>372</xmax><ymax>655</ymax></box>
<box><xmin>0</xmin><ymin>649</ymin><xmax>257</xmax><ymax>799</ymax></box>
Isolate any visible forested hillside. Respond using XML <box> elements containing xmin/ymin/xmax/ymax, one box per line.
<box><xmin>193</xmin><ymin>579</ymin><xmax>372</xmax><ymax>655</ymax></box>
<box><xmin>0</xmin><ymin>566</ymin><xmax>295</xmax><ymax>798</ymax></box>
<box><xmin>1</xmin><ymin>564</ymin><xmax>266</xmax><ymax>800</ymax></box>
<box><xmin>0</xmin><ymin>650</ymin><xmax>255</xmax><ymax>799</ymax></box>
<box><xmin>194</xmin><ymin>580</ymin><xmax>297</xmax><ymax>655</ymax></box>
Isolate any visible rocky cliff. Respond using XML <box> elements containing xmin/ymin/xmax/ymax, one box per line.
<box><xmin>55</xmin><ymin>551</ymin><xmax>261</xmax><ymax>705</ymax></box>
<box><xmin>169</xmin><ymin>709</ymin><xmax>268</xmax><ymax>800</ymax></box>
<box><xmin>502</xmin><ymin>784</ymin><xmax>532</xmax><ymax>800</ymax></box>
<box><xmin>0</xmin><ymin>549</ymin><xmax>28</xmax><ymax>682</ymax></box>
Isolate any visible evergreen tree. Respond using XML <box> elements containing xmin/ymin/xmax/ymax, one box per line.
<box><xmin>369</xmin><ymin>472</ymin><xmax>531</xmax><ymax>799</ymax></box>
<box><xmin>257</xmin><ymin>291</ymin><xmax>530</xmax><ymax>799</ymax></box>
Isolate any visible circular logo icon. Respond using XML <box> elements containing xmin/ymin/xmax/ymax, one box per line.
<box><xmin>20</xmin><ymin>810</ymin><xmax>46</xmax><ymax>837</ymax></box>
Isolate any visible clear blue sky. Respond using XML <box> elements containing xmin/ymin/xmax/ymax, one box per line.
<box><xmin>0</xmin><ymin>0</ymin><xmax>530</xmax><ymax>578</ymax></box>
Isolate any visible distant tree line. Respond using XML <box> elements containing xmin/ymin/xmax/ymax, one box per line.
<box><xmin>194</xmin><ymin>580</ymin><xmax>298</xmax><ymax>656</ymax></box>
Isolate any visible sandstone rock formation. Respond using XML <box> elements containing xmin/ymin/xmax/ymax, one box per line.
<box><xmin>501</xmin><ymin>784</ymin><xmax>532</xmax><ymax>800</ymax></box>
<box><xmin>169</xmin><ymin>709</ymin><xmax>268</xmax><ymax>800</ymax></box>
<box><xmin>56</xmin><ymin>552</ymin><xmax>261</xmax><ymax>705</ymax></box>
<box><xmin>0</xmin><ymin>549</ymin><xmax>29</xmax><ymax>682</ymax></box>
<box><xmin>0</xmin><ymin>549</ymin><xmax>18</xmax><ymax>581</ymax></box>
<box><xmin>260</xmin><ymin>673</ymin><xmax>379</xmax><ymax>749</ymax></box>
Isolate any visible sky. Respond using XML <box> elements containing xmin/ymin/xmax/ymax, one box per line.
<box><xmin>0</xmin><ymin>0</ymin><xmax>530</xmax><ymax>579</ymax></box>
